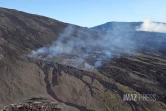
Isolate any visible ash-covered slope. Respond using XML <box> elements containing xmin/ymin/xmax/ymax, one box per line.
<box><xmin>0</xmin><ymin>7</ymin><xmax>68</xmax><ymax>109</ymax></box>
<box><xmin>0</xmin><ymin>7</ymin><xmax>166</xmax><ymax>111</ymax></box>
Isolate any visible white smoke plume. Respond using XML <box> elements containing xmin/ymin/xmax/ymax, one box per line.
<box><xmin>29</xmin><ymin>25</ymin><xmax>137</xmax><ymax>68</ymax></box>
<box><xmin>137</xmin><ymin>19</ymin><xmax>166</xmax><ymax>33</ymax></box>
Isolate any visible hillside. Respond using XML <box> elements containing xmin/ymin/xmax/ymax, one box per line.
<box><xmin>0</xmin><ymin>7</ymin><xmax>166</xmax><ymax>111</ymax></box>
<box><xmin>91</xmin><ymin>22</ymin><xmax>142</xmax><ymax>31</ymax></box>
<box><xmin>91</xmin><ymin>21</ymin><xmax>166</xmax><ymax>32</ymax></box>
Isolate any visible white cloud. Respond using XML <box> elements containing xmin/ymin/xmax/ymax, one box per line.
<box><xmin>137</xmin><ymin>19</ymin><xmax>166</xmax><ymax>33</ymax></box>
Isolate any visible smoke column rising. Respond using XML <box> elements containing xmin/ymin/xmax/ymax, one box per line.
<box><xmin>137</xmin><ymin>19</ymin><xmax>166</xmax><ymax>33</ymax></box>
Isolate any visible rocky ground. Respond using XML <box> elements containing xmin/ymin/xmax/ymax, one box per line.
<box><xmin>2</xmin><ymin>97</ymin><xmax>62</xmax><ymax>111</ymax></box>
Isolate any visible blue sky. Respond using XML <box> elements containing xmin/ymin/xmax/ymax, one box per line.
<box><xmin>0</xmin><ymin>0</ymin><xmax>166</xmax><ymax>27</ymax></box>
